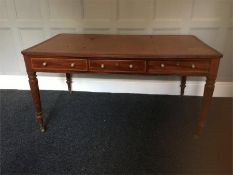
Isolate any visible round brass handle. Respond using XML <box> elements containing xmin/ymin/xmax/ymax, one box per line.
<box><xmin>129</xmin><ymin>64</ymin><xmax>133</xmax><ymax>69</ymax></box>
<box><xmin>161</xmin><ymin>63</ymin><xmax>165</xmax><ymax>68</ymax></box>
<box><xmin>42</xmin><ymin>62</ymin><xmax>47</xmax><ymax>67</ymax></box>
<box><xmin>101</xmin><ymin>64</ymin><xmax>105</xmax><ymax>69</ymax></box>
<box><xmin>192</xmin><ymin>64</ymin><xmax>196</xmax><ymax>69</ymax></box>
<box><xmin>70</xmin><ymin>63</ymin><xmax>75</xmax><ymax>68</ymax></box>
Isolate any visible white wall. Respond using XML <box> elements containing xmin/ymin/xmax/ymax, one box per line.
<box><xmin>0</xmin><ymin>0</ymin><xmax>232</xmax><ymax>96</ymax></box>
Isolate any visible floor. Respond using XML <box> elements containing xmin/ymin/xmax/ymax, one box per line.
<box><xmin>0</xmin><ymin>90</ymin><xmax>232</xmax><ymax>174</ymax></box>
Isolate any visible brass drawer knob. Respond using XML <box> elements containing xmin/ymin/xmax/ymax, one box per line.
<box><xmin>70</xmin><ymin>63</ymin><xmax>75</xmax><ymax>68</ymax></box>
<box><xmin>129</xmin><ymin>64</ymin><xmax>133</xmax><ymax>69</ymax></box>
<box><xmin>42</xmin><ymin>62</ymin><xmax>47</xmax><ymax>67</ymax></box>
<box><xmin>161</xmin><ymin>63</ymin><xmax>165</xmax><ymax>68</ymax></box>
<box><xmin>192</xmin><ymin>64</ymin><xmax>196</xmax><ymax>69</ymax></box>
<box><xmin>101</xmin><ymin>64</ymin><xmax>105</xmax><ymax>69</ymax></box>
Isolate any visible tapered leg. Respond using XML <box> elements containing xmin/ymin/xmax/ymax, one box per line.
<box><xmin>195</xmin><ymin>59</ymin><xmax>219</xmax><ymax>137</ymax></box>
<box><xmin>196</xmin><ymin>77</ymin><xmax>216</xmax><ymax>136</ymax></box>
<box><xmin>28</xmin><ymin>72</ymin><xmax>45</xmax><ymax>132</ymax></box>
<box><xmin>66</xmin><ymin>73</ymin><xmax>72</xmax><ymax>94</ymax></box>
<box><xmin>180</xmin><ymin>76</ymin><xmax>186</xmax><ymax>96</ymax></box>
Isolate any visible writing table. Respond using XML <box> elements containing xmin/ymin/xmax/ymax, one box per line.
<box><xmin>22</xmin><ymin>34</ymin><xmax>222</xmax><ymax>136</ymax></box>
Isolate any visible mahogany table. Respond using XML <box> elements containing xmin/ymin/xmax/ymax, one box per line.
<box><xmin>22</xmin><ymin>34</ymin><xmax>222</xmax><ymax>136</ymax></box>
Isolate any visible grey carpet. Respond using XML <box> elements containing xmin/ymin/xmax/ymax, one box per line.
<box><xmin>0</xmin><ymin>90</ymin><xmax>232</xmax><ymax>174</ymax></box>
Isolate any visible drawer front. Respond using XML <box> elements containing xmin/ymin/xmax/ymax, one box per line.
<box><xmin>89</xmin><ymin>60</ymin><xmax>146</xmax><ymax>73</ymax></box>
<box><xmin>148</xmin><ymin>60</ymin><xmax>210</xmax><ymax>74</ymax></box>
<box><xmin>31</xmin><ymin>58</ymin><xmax>88</xmax><ymax>71</ymax></box>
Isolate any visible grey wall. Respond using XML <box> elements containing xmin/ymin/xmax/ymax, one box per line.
<box><xmin>0</xmin><ymin>0</ymin><xmax>232</xmax><ymax>81</ymax></box>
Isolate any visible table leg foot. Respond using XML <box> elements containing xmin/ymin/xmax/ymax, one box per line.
<box><xmin>39</xmin><ymin>124</ymin><xmax>46</xmax><ymax>132</ymax></box>
<box><xmin>36</xmin><ymin>114</ymin><xmax>45</xmax><ymax>132</ymax></box>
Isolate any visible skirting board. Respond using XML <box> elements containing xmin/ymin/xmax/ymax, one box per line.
<box><xmin>0</xmin><ymin>75</ymin><xmax>232</xmax><ymax>97</ymax></box>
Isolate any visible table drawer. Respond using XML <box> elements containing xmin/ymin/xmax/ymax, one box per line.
<box><xmin>31</xmin><ymin>58</ymin><xmax>88</xmax><ymax>71</ymax></box>
<box><xmin>148</xmin><ymin>60</ymin><xmax>210</xmax><ymax>74</ymax></box>
<box><xmin>89</xmin><ymin>60</ymin><xmax>146</xmax><ymax>73</ymax></box>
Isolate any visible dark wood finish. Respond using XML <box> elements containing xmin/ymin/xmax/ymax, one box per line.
<box><xmin>31</xmin><ymin>57</ymin><xmax>88</xmax><ymax>72</ymax></box>
<box><xmin>28</xmin><ymin>72</ymin><xmax>45</xmax><ymax>132</ymax></box>
<box><xmin>66</xmin><ymin>73</ymin><xmax>72</xmax><ymax>94</ymax></box>
<box><xmin>22</xmin><ymin>34</ymin><xmax>222</xmax><ymax>59</ymax></box>
<box><xmin>196</xmin><ymin>59</ymin><xmax>220</xmax><ymax>136</ymax></box>
<box><xmin>22</xmin><ymin>34</ymin><xmax>222</xmax><ymax>135</ymax></box>
<box><xmin>148</xmin><ymin>60</ymin><xmax>210</xmax><ymax>75</ymax></box>
<box><xmin>180</xmin><ymin>76</ymin><xmax>186</xmax><ymax>96</ymax></box>
<box><xmin>89</xmin><ymin>60</ymin><xmax>146</xmax><ymax>73</ymax></box>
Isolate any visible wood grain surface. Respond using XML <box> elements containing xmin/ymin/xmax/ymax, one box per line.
<box><xmin>22</xmin><ymin>34</ymin><xmax>222</xmax><ymax>59</ymax></box>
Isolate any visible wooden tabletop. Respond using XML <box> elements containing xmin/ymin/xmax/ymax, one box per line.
<box><xmin>22</xmin><ymin>34</ymin><xmax>222</xmax><ymax>59</ymax></box>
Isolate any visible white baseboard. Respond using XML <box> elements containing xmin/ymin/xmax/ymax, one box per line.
<box><xmin>0</xmin><ymin>75</ymin><xmax>232</xmax><ymax>97</ymax></box>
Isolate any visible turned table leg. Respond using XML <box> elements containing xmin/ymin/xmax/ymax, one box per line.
<box><xmin>196</xmin><ymin>59</ymin><xmax>219</xmax><ymax>137</ymax></box>
<box><xmin>28</xmin><ymin>72</ymin><xmax>45</xmax><ymax>132</ymax></box>
<box><xmin>180</xmin><ymin>76</ymin><xmax>186</xmax><ymax>96</ymax></box>
<box><xmin>196</xmin><ymin>77</ymin><xmax>216</xmax><ymax>136</ymax></box>
<box><xmin>66</xmin><ymin>73</ymin><xmax>72</xmax><ymax>94</ymax></box>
